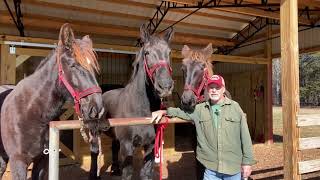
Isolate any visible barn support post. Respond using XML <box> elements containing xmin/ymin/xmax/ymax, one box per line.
<box><xmin>280</xmin><ymin>0</ymin><xmax>300</xmax><ymax>179</ymax></box>
<box><xmin>264</xmin><ymin>23</ymin><xmax>273</xmax><ymax>144</ymax></box>
<box><xmin>49</xmin><ymin>125</ymin><xmax>60</xmax><ymax>180</ymax></box>
<box><xmin>0</xmin><ymin>44</ymin><xmax>16</xmax><ymax>85</ymax></box>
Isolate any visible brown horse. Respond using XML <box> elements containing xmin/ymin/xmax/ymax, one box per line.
<box><xmin>180</xmin><ymin>43</ymin><xmax>231</xmax><ymax>111</ymax></box>
<box><xmin>0</xmin><ymin>24</ymin><xmax>104</xmax><ymax>180</ymax></box>
<box><xmin>89</xmin><ymin>24</ymin><xmax>174</xmax><ymax>180</ymax></box>
<box><xmin>180</xmin><ymin>43</ymin><xmax>231</xmax><ymax>180</ymax></box>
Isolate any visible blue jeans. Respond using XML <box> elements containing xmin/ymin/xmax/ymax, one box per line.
<box><xmin>203</xmin><ymin>169</ymin><xmax>241</xmax><ymax>180</ymax></box>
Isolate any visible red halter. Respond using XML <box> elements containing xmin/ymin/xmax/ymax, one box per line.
<box><xmin>57</xmin><ymin>47</ymin><xmax>102</xmax><ymax>117</ymax></box>
<box><xmin>184</xmin><ymin>68</ymin><xmax>208</xmax><ymax>102</ymax></box>
<box><xmin>144</xmin><ymin>57</ymin><xmax>172</xmax><ymax>83</ymax></box>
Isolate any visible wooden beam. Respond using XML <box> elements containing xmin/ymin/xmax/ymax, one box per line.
<box><xmin>172</xmin><ymin>51</ymin><xmax>269</xmax><ymax>64</ymax></box>
<box><xmin>15</xmin><ymin>47</ymin><xmax>51</xmax><ymax>57</ymax></box>
<box><xmin>2</xmin><ymin>35</ymin><xmax>269</xmax><ymax>64</ymax></box>
<box><xmin>0</xmin><ymin>12</ymin><xmax>236</xmax><ymax>47</ymax></box>
<box><xmin>265</xmin><ymin>24</ymin><xmax>273</xmax><ymax>144</ymax></box>
<box><xmin>50</xmin><ymin>117</ymin><xmax>189</xmax><ymax>130</ymax></box>
<box><xmin>217</xmin><ymin>7</ymin><xmax>311</xmax><ymax>25</ymax></box>
<box><xmin>272</xmin><ymin>45</ymin><xmax>320</xmax><ymax>58</ymax></box>
<box><xmin>280</xmin><ymin>0</ymin><xmax>300</xmax><ymax>179</ymax></box>
<box><xmin>23</xmin><ymin>0</ymin><xmax>239</xmax><ymax>33</ymax></box>
<box><xmin>236</xmin><ymin>49</ymin><xmax>264</xmax><ymax>57</ymax></box>
<box><xmin>59</xmin><ymin>142</ymin><xmax>76</xmax><ymax>160</ymax></box>
<box><xmin>0</xmin><ymin>45</ymin><xmax>16</xmax><ymax>85</ymax></box>
<box><xmin>16</xmin><ymin>55</ymin><xmax>31</xmax><ymax>67</ymax></box>
<box><xmin>239</xmin><ymin>0</ymin><xmax>320</xmax><ymax>9</ymax></box>
<box><xmin>103</xmin><ymin>0</ymin><xmax>252</xmax><ymax>23</ymax></box>
<box><xmin>163</xmin><ymin>0</ymin><xmax>198</xmax><ymax>4</ymax></box>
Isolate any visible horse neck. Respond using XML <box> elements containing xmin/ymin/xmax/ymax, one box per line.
<box><xmin>29</xmin><ymin>53</ymin><xmax>70</xmax><ymax>118</ymax></box>
<box><xmin>126</xmin><ymin>54</ymin><xmax>161</xmax><ymax>112</ymax></box>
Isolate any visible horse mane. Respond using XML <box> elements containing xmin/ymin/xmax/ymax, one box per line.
<box><xmin>182</xmin><ymin>49</ymin><xmax>214</xmax><ymax>76</ymax></box>
<box><xmin>129</xmin><ymin>48</ymin><xmax>144</xmax><ymax>83</ymax></box>
<box><xmin>72</xmin><ymin>40</ymin><xmax>100</xmax><ymax>74</ymax></box>
<box><xmin>35</xmin><ymin>50</ymin><xmax>55</xmax><ymax>71</ymax></box>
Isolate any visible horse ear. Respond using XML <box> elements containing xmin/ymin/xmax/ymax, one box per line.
<box><xmin>162</xmin><ymin>27</ymin><xmax>174</xmax><ymax>42</ymax></box>
<box><xmin>59</xmin><ymin>23</ymin><xmax>75</xmax><ymax>49</ymax></box>
<box><xmin>140</xmin><ymin>24</ymin><xmax>150</xmax><ymax>43</ymax></box>
<box><xmin>82</xmin><ymin>35</ymin><xmax>93</xmax><ymax>46</ymax></box>
<box><xmin>182</xmin><ymin>45</ymin><xmax>191</xmax><ymax>58</ymax></box>
<box><xmin>202</xmin><ymin>43</ymin><xmax>213</xmax><ymax>59</ymax></box>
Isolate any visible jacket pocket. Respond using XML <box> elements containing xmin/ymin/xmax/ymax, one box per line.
<box><xmin>225</xmin><ymin>117</ymin><xmax>240</xmax><ymax>123</ymax></box>
<box><xmin>224</xmin><ymin>117</ymin><xmax>241</xmax><ymax>148</ymax></box>
<box><xmin>199</xmin><ymin>118</ymin><xmax>214</xmax><ymax>144</ymax></box>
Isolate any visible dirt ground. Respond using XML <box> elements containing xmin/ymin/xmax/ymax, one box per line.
<box><xmin>2</xmin><ymin>107</ymin><xmax>320</xmax><ymax>180</ymax></box>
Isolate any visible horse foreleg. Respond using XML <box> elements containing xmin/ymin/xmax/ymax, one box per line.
<box><xmin>10</xmin><ymin>155</ymin><xmax>29</xmax><ymax>180</ymax></box>
<box><xmin>89</xmin><ymin>138</ymin><xmax>100</xmax><ymax>180</ymax></box>
<box><xmin>31</xmin><ymin>154</ymin><xmax>49</xmax><ymax>180</ymax></box>
<box><xmin>111</xmin><ymin>139</ymin><xmax>121</xmax><ymax>176</ymax></box>
<box><xmin>120</xmin><ymin>141</ymin><xmax>134</xmax><ymax>180</ymax></box>
<box><xmin>140</xmin><ymin>144</ymin><xmax>154</xmax><ymax>180</ymax></box>
<box><xmin>0</xmin><ymin>155</ymin><xmax>8</xmax><ymax>178</ymax></box>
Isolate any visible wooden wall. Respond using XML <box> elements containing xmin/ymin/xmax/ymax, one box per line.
<box><xmin>218</xmin><ymin>64</ymin><xmax>267</xmax><ymax>142</ymax></box>
<box><xmin>97</xmin><ymin>52</ymin><xmax>133</xmax><ymax>85</ymax></box>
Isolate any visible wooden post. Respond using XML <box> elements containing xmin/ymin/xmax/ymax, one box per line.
<box><xmin>0</xmin><ymin>45</ymin><xmax>16</xmax><ymax>85</ymax></box>
<box><xmin>264</xmin><ymin>23</ymin><xmax>273</xmax><ymax>144</ymax></box>
<box><xmin>280</xmin><ymin>0</ymin><xmax>300</xmax><ymax>179</ymax></box>
<box><xmin>49</xmin><ymin>126</ymin><xmax>60</xmax><ymax>180</ymax></box>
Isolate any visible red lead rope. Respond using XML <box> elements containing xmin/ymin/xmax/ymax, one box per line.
<box><xmin>154</xmin><ymin>115</ymin><xmax>169</xmax><ymax>180</ymax></box>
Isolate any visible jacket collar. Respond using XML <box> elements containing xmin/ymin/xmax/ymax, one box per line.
<box><xmin>205</xmin><ymin>96</ymin><xmax>232</xmax><ymax>108</ymax></box>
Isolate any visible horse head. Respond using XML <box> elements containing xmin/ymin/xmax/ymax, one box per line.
<box><xmin>180</xmin><ymin>43</ymin><xmax>213</xmax><ymax>111</ymax></box>
<box><xmin>138</xmin><ymin>24</ymin><xmax>174</xmax><ymax>98</ymax></box>
<box><xmin>57</xmin><ymin>23</ymin><xmax>104</xmax><ymax>121</ymax></box>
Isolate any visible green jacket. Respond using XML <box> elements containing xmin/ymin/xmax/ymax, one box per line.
<box><xmin>167</xmin><ymin>97</ymin><xmax>256</xmax><ymax>175</ymax></box>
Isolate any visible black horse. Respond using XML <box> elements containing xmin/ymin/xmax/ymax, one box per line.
<box><xmin>0</xmin><ymin>23</ymin><xmax>104</xmax><ymax>180</ymax></box>
<box><xmin>89</xmin><ymin>24</ymin><xmax>174</xmax><ymax>180</ymax></box>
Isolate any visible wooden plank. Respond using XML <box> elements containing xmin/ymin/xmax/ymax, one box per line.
<box><xmin>50</xmin><ymin>117</ymin><xmax>189</xmax><ymax>130</ymax></box>
<box><xmin>2</xmin><ymin>35</ymin><xmax>268</xmax><ymax>64</ymax></box>
<box><xmin>0</xmin><ymin>12</ymin><xmax>236</xmax><ymax>47</ymax></box>
<box><xmin>59</xmin><ymin>108</ymin><xmax>74</xmax><ymax>120</ymax></box>
<box><xmin>299</xmin><ymin>137</ymin><xmax>320</xmax><ymax>150</ymax></box>
<box><xmin>172</xmin><ymin>51</ymin><xmax>268</xmax><ymax>64</ymax></box>
<box><xmin>265</xmin><ymin>24</ymin><xmax>273</xmax><ymax>144</ymax></box>
<box><xmin>59</xmin><ymin>158</ymin><xmax>76</xmax><ymax>166</ymax></box>
<box><xmin>59</xmin><ymin>142</ymin><xmax>76</xmax><ymax>161</ymax></box>
<box><xmin>280</xmin><ymin>0</ymin><xmax>300</xmax><ymax>179</ymax></box>
<box><xmin>297</xmin><ymin>114</ymin><xmax>320</xmax><ymax>127</ymax></box>
<box><xmin>0</xmin><ymin>44</ymin><xmax>16</xmax><ymax>85</ymax></box>
<box><xmin>16</xmin><ymin>55</ymin><xmax>31</xmax><ymax>67</ymax></box>
<box><xmin>298</xmin><ymin>159</ymin><xmax>320</xmax><ymax>174</ymax></box>
<box><xmin>217</xmin><ymin>6</ymin><xmax>310</xmax><ymax>25</ymax></box>
<box><xmin>27</xmin><ymin>0</ymin><xmax>250</xmax><ymax>24</ymax></box>
<box><xmin>15</xmin><ymin>47</ymin><xmax>50</xmax><ymax>57</ymax></box>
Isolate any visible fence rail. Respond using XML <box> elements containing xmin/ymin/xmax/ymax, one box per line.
<box><xmin>48</xmin><ymin>117</ymin><xmax>189</xmax><ymax>180</ymax></box>
<box><xmin>297</xmin><ymin>114</ymin><xmax>320</xmax><ymax>175</ymax></box>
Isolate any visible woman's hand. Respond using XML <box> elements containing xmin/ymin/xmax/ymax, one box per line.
<box><xmin>150</xmin><ymin>110</ymin><xmax>167</xmax><ymax>123</ymax></box>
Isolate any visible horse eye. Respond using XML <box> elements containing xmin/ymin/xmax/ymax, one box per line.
<box><xmin>145</xmin><ymin>51</ymin><xmax>149</xmax><ymax>56</ymax></box>
<box><xmin>70</xmin><ymin>63</ymin><xmax>77</xmax><ymax>68</ymax></box>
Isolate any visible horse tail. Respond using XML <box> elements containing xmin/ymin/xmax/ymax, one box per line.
<box><xmin>133</xmin><ymin>135</ymin><xmax>142</xmax><ymax>147</ymax></box>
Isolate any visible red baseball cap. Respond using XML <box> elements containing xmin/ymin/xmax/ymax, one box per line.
<box><xmin>207</xmin><ymin>75</ymin><xmax>225</xmax><ymax>87</ymax></box>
